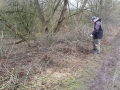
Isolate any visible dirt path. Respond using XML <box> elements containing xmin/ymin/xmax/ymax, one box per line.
<box><xmin>90</xmin><ymin>35</ymin><xmax>120</xmax><ymax>90</ymax></box>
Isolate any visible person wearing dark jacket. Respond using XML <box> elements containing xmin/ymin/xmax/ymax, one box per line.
<box><xmin>90</xmin><ymin>16</ymin><xmax>103</xmax><ymax>54</ymax></box>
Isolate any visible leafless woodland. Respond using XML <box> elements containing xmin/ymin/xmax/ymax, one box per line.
<box><xmin>0</xmin><ymin>0</ymin><xmax>120</xmax><ymax>90</ymax></box>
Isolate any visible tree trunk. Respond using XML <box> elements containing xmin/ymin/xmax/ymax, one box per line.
<box><xmin>35</xmin><ymin>0</ymin><xmax>61</xmax><ymax>33</ymax></box>
<box><xmin>54</xmin><ymin>0</ymin><xmax>68</xmax><ymax>33</ymax></box>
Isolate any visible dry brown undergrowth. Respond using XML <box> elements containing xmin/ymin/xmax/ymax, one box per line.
<box><xmin>0</xmin><ymin>24</ymin><xmax>120</xmax><ymax>90</ymax></box>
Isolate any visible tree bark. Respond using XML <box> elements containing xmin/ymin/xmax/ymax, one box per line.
<box><xmin>54</xmin><ymin>0</ymin><xmax>68</xmax><ymax>33</ymax></box>
<box><xmin>35</xmin><ymin>0</ymin><xmax>61</xmax><ymax>33</ymax></box>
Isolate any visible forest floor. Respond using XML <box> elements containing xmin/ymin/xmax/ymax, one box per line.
<box><xmin>0</xmin><ymin>27</ymin><xmax>120</xmax><ymax>90</ymax></box>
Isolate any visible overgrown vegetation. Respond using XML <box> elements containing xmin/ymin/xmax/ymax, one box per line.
<box><xmin>0</xmin><ymin>0</ymin><xmax>120</xmax><ymax>90</ymax></box>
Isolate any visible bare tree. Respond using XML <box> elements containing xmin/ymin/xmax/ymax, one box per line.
<box><xmin>54</xmin><ymin>0</ymin><xmax>68</xmax><ymax>33</ymax></box>
<box><xmin>35</xmin><ymin>0</ymin><xmax>62</xmax><ymax>32</ymax></box>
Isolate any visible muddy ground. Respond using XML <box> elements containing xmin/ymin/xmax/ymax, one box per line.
<box><xmin>90</xmin><ymin>34</ymin><xmax>120</xmax><ymax>90</ymax></box>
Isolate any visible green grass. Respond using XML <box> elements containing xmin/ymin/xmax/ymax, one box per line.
<box><xmin>60</xmin><ymin>68</ymin><xmax>99</xmax><ymax>90</ymax></box>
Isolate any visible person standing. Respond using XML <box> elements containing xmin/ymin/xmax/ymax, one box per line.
<box><xmin>90</xmin><ymin>16</ymin><xmax>103</xmax><ymax>54</ymax></box>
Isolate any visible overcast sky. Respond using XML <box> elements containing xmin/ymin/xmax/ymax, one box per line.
<box><xmin>69</xmin><ymin>0</ymin><xmax>75</xmax><ymax>3</ymax></box>
<box><xmin>69</xmin><ymin>0</ymin><xmax>80</xmax><ymax>8</ymax></box>
<box><xmin>69</xmin><ymin>0</ymin><xmax>76</xmax><ymax>5</ymax></box>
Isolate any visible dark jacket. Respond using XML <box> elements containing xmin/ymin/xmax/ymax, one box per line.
<box><xmin>92</xmin><ymin>19</ymin><xmax>103</xmax><ymax>39</ymax></box>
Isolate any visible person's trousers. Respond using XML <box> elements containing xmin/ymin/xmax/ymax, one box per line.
<box><xmin>93</xmin><ymin>39</ymin><xmax>101</xmax><ymax>53</ymax></box>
